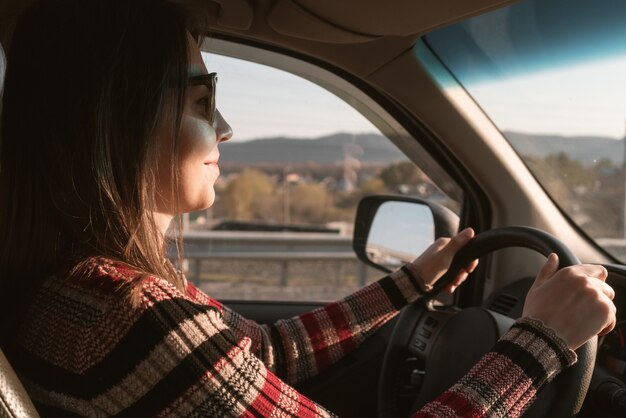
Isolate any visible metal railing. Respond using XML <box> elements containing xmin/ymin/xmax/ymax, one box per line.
<box><xmin>170</xmin><ymin>230</ymin><xmax>368</xmax><ymax>286</ymax></box>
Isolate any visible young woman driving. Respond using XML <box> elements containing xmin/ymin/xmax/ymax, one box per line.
<box><xmin>0</xmin><ymin>0</ymin><xmax>616</xmax><ymax>417</ymax></box>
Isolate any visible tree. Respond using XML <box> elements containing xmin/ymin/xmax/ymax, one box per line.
<box><xmin>289</xmin><ymin>183</ymin><xmax>331</xmax><ymax>224</ymax></box>
<box><xmin>525</xmin><ymin>153</ymin><xmax>623</xmax><ymax>238</ymax></box>
<box><xmin>360</xmin><ymin>177</ymin><xmax>386</xmax><ymax>195</ymax></box>
<box><xmin>221</xmin><ymin>169</ymin><xmax>277</xmax><ymax>220</ymax></box>
<box><xmin>334</xmin><ymin>177</ymin><xmax>387</xmax><ymax>214</ymax></box>
<box><xmin>379</xmin><ymin>161</ymin><xmax>426</xmax><ymax>190</ymax></box>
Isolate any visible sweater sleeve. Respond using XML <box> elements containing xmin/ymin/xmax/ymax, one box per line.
<box><xmin>192</xmin><ymin>267</ymin><xmax>426</xmax><ymax>385</ymax></box>
<box><xmin>411</xmin><ymin>318</ymin><xmax>577</xmax><ymax>418</ymax></box>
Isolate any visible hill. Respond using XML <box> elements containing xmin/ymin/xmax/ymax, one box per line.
<box><xmin>220</xmin><ymin>132</ymin><xmax>404</xmax><ymax>164</ymax></box>
<box><xmin>219</xmin><ymin>131</ymin><xmax>625</xmax><ymax>166</ymax></box>
<box><xmin>504</xmin><ymin>131</ymin><xmax>623</xmax><ymax>165</ymax></box>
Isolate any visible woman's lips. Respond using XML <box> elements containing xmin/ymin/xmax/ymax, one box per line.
<box><xmin>204</xmin><ymin>152</ymin><xmax>220</xmax><ymax>165</ymax></box>
<box><xmin>204</xmin><ymin>161</ymin><xmax>220</xmax><ymax>175</ymax></box>
<box><xmin>204</xmin><ymin>152</ymin><xmax>220</xmax><ymax>174</ymax></box>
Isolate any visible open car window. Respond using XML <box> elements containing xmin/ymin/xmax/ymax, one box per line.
<box><xmin>176</xmin><ymin>44</ymin><xmax>464</xmax><ymax>302</ymax></box>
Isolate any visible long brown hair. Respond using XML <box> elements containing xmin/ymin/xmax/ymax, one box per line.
<box><xmin>0</xmin><ymin>0</ymin><xmax>199</xmax><ymax>308</ymax></box>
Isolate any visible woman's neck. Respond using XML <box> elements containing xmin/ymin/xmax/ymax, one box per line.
<box><xmin>153</xmin><ymin>213</ymin><xmax>174</xmax><ymax>237</ymax></box>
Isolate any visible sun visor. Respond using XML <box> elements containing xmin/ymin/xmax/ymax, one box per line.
<box><xmin>268</xmin><ymin>0</ymin><xmax>377</xmax><ymax>43</ymax></box>
<box><xmin>183</xmin><ymin>0</ymin><xmax>253</xmax><ymax>31</ymax></box>
<box><xmin>212</xmin><ymin>0</ymin><xmax>253</xmax><ymax>30</ymax></box>
<box><xmin>269</xmin><ymin>0</ymin><xmax>519</xmax><ymax>43</ymax></box>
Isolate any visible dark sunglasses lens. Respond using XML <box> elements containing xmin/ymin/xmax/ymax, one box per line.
<box><xmin>209</xmin><ymin>75</ymin><xmax>217</xmax><ymax>124</ymax></box>
<box><xmin>189</xmin><ymin>73</ymin><xmax>217</xmax><ymax>124</ymax></box>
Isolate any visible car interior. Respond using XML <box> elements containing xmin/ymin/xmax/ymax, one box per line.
<box><xmin>1</xmin><ymin>0</ymin><xmax>626</xmax><ymax>417</ymax></box>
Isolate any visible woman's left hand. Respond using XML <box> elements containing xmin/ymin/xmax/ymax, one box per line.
<box><xmin>405</xmin><ymin>227</ymin><xmax>479</xmax><ymax>294</ymax></box>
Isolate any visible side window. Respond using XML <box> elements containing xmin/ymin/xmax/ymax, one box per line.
<box><xmin>180</xmin><ymin>48</ymin><xmax>462</xmax><ymax>302</ymax></box>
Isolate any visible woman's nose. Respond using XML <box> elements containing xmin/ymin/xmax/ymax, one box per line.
<box><xmin>214</xmin><ymin>110</ymin><xmax>233</xmax><ymax>143</ymax></box>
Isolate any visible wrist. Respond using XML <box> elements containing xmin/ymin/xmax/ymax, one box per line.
<box><xmin>400</xmin><ymin>264</ymin><xmax>432</xmax><ymax>295</ymax></box>
<box><xmin>517</xmin><ymin>317</ymin><xmax>577</xmax><ymax>367</ymax></box>
<box><xmin>495</xmin><ymin>317</ymin><xmax>577</xmax><ymax>387</ymax></box>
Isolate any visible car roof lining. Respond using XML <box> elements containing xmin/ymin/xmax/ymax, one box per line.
<box><xmin>270</xmin><ymin>0</ymin><xmax>521</xmax><ymax>39</ymax></box>
<box><xmin>1</xmin><ymin>0</ymin><xmax>521</xmax><ymax>77</ymax></box>
<box><xmin>207</xmin><ymin>0</ymin><xmax>521</xmax><ymax>77</ymax></box>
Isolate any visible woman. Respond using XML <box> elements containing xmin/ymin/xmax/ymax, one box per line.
<box><xmin>0</xmin><ymin>0</ymin><xmax>616</xmax><ymax>417</ymax></box>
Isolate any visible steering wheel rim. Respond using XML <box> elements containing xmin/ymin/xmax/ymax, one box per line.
<box><xmin>378</xmin><ymin>226</ymin><xmax>596</xmax><ymax>418</ymax></box>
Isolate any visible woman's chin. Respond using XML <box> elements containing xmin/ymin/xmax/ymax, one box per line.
<box><xmin>189</xmin><ymin>191</ymin><xmax>216</xmax><ymax>213</ymax></box>
<box><xmin>173</xmin><ymin>186</ymin><xmax>216</xmax><ymax>216</ymax></box>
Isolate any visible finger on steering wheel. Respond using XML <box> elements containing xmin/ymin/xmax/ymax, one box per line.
<box><xmin>445</xmin><ymin>258</ymin><xmax>479</xmax><ymax>293</ymax></box>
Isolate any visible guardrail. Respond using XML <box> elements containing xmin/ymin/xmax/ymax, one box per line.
<box><xmin>169</xmin><ymin>230</ymin><xmax>368</xmax><ymax>286</ymax></box>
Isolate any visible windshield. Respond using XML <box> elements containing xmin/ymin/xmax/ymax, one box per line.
<box><xmin>425</xmin><ymin>0</ymin><xmax>626</xmax><ymax>261</ymax></box>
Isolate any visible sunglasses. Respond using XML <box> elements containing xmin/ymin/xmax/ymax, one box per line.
<box><xmin>188</xmin><ymin>72</ymin><xmax>217</xmax><ymax>125</ymax></box>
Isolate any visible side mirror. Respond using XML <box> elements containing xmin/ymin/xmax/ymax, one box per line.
<box><xmin>353</xmin><ymin>196</ymin><xmax>460</xmax><ymax>273</ymax></box>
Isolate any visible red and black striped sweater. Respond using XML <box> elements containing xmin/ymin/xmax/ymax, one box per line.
<box><xmin>8</xmin><ymin>257</ymin><xmax>575</xmax><ymax>417</ymax></box>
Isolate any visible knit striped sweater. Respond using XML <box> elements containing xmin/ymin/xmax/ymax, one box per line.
<box><xmin>8</xmin><ymin>257</ymin><xmax>576</xmax><ymax>417</ymax></box>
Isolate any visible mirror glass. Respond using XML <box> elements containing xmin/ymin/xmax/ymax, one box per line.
<box><xmin>366</xmin><ymin>201</ymin><xmax>435</xmax><ymax>269</ymax></box>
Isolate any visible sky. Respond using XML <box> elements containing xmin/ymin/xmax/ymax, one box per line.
<box><xmin>367</xmin><ymin>201</ymin><xmax>435</xmax><ymax>262</ymax></box>
<box><xmin>203</xmin><ymin>47</ymin><xmax>626</xmax><ymax>143</ymax></box>
<box><xmin>202</xmin><ymin>52</ymin><xmax>379</xmax><ymax>142</ymax></box>
<box><xmin>423</xmin><ymin>0</ymin><xmax>626</xmax><ymax>141</ymax></box>
<box><xmin>466</xmin><ymin>54</ymin><xmax>626</xmax><ymax>140</ymax></box>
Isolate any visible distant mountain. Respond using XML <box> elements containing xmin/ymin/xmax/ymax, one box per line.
<box><xmin>219</xmin><ymin>131</ymin><xmax>625</xmax><ymax>166</ymax></box>
<box><xmin>220</xmin><ymin>132</ymin><xmax>404</xmax><ymax>164</ymax></box>
<box><xmin>504</xmin><ymin>131</ymin><xmax>624</xmax><ymax>165</ymax></box>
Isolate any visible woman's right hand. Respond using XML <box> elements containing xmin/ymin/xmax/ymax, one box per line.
<box><xmin>522</xmin><ymin>253</ymin><xmax>617</xmax><ymax>350</ymax></box>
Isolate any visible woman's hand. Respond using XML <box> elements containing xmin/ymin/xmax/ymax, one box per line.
<box><xmin>522</xmin><ymin>253</ymin><xmax>617</xmax><ymax>350</ymax></box>
<box><xmin>405</xmin><ymin>227</ymin><xmax>479</xmax><ymax>294</ymax></box>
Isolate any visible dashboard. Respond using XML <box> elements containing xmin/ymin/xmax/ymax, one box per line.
<box><xmin>600</xmin><ymin>265</ymin><xmax>626</xmax><ymax>384</ymax></box>
<box><xmin>600</xmin><ymin>320</ymin><xmax>626</xmax><ymax>380</ymax></box>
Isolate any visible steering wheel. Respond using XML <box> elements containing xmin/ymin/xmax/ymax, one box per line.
<box><xmin>378</xmin><ymin>226</ymin><xmax>596</xmax><ymax>418</ymax></box>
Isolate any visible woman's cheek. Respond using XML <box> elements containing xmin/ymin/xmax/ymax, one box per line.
<box><xmin>179</xmin><ymin>113</ymin><xmax>218</xmax><ymax>158</ymax></box>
